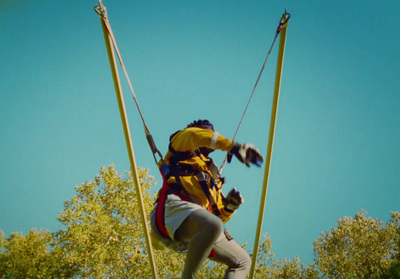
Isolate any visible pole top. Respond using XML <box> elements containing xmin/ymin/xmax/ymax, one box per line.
<box><xmin>94</xmin><ymin>0</ymin><xmax>107</xmax><ymax>18</ymax></box>
<box><xmin>281</xmin><ymin>9</ymin><xmax>291</xmax><ymax>25</ymax></box>
<box><xmin>276</xmin><ymin>10</ymin><xmax>290</xmax><ymax>35</ymax></box>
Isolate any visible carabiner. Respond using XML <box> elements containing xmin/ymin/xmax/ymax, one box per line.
<box><xmin>276</xmin><ymin>10</ymin><xmax>290</xmax><ymax>35</ymax></box>
<box><xmin>280</xmin><ymin>10</ymin><xmax>291</xmax><ymax>25</ymax></box>
<box><xmin>94</xmin><ymin>0</ymin><xmax>106</xmax><ymax>18</ymax></box>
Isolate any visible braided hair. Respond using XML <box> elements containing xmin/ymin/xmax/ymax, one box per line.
<box><xmin>186</xmin><ymin>119</ymin><xmax>214</xmax><ymax>131</ymax></box>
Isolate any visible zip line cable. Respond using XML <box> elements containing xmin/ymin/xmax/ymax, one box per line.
<box><xmin>219</xmin><ymin>11</ymin><xmax>290</xmax><ymax>174</ymax></box>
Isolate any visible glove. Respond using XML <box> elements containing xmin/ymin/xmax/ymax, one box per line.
<box><xmin>225</xmin><ymin>188</ymin><xmax>244</xmax><ymax>211</ymax></box>
<box><xmin>227</xmin><ymin>143</ymin><xmax>264</xmax><ymax>167</ymax></box>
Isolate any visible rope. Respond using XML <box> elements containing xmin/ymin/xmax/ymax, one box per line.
<box><xmin>219</xmin><ymin>11</ymin><xmax>290</xmax><ymax>174</ymax></box>
<box><xmin>94</xmin><ymin>1</ymin><xmax>163</xmax><ymax>165</ymax></box>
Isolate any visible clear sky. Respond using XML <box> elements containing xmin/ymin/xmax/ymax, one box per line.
<box><xmin>1</xmin><ymin>0</ymin><xmax>399</xmax><ymax>265</ymax></box>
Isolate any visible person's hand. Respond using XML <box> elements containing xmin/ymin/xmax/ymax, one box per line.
<box><xmin>227</xmin><ymin>143</ymin><xmax>264</xmax><ymax>167</ymax></box>
<box><xmin>225</xmin><ymin>188</ymin><xmax>244</xmax><ymax>211</ymax></box>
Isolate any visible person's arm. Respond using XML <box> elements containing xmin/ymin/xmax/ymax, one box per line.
<box><xmin>170</xmin><ymin>127</ymin><xmax>234</xmax><ymax>152</ymax></box>
<box><xmin>171</xmin><ymin>127</ymin><xmax>264</xmax><ymax>168</ymax></box>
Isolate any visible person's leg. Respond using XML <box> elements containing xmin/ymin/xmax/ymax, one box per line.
<box><xmin>211</xmin><ymin>237</ymin><xmax>251</xmax><ymax>279</ymax></box>
<box><xmin>174</xmin><ymin>209</ymin><xmax>224</xmax><ymax>279</ymax></box>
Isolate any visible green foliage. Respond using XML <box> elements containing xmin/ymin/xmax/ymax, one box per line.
<box><xmin>379</xmin><ymin>220</ymin><xmax>400</xmax><ymax>279</ymax></box>
<box><xmin>1</xmin><ymin>166</ymin><xmax>399</xmax><ymax>278</ymax></box>
<box><xmin>54</xmin><ymin>165</ymin><xmax>188</xmax><ymax>278</ymax></box>
<box><xmin>55</xmin><ymin>165</ymin><xmax>159</xmax><ymax>278</ymax></box>
<box><xmin>0</xmin><ymin>228</ymin><xmax>75</xmax><ymax>278</ymax></box>
<box><xmin>314</xmin><ymin>210</ymin><xmax>400</xmax><ymax>279</ymax></box>
<box><xmin>251</xmin><ymin>234</ymin><xmax>319</xmax><ymax>279</ymax></box>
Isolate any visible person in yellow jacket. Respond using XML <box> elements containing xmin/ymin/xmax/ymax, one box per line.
<box><xmin>150</xmin><ymin>119</ymin><xmax>263</xmax><ymax>279</ymax></box>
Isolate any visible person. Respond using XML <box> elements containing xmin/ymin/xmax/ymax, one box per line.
<box><xmin>150</xmin><ymin>119</ymin><xmax>263</xmax><ymax>279</ymax></box>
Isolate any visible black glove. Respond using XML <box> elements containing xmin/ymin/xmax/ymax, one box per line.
<box><xmin>227</xmin><ymin>143</ymin><xmax>264</xmax><ymax>167</ymax></box>
<box><xmin>225</xmin><ymin>188</ymin><xmax>244</xmax><ymax>211</ymax></box>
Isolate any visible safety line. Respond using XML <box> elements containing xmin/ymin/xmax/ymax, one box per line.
<box><xmin>219</xmin><ymin>11</ymin><xmax>290</xmax><ymax>174</ymax></box>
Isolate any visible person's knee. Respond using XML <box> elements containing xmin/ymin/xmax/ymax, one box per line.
<box><xmin>175</xmin><ymin>210</ymin><xmax>223</xmax><ymax>242</ymax></box>
<box><xmin>202</xmin><ymin>214</ymin><xmax>223</xmax><ymax>240</ymax></box>
<box><xmin>241</xmin><ymin>251</ymin><xmax>251</xmax><ymax>272</ymax></box>
<box><xmin>195</xmin><ymin>211</ymin><xmax>223</xmax><ymax>241</ymax></box>
<box><xmin>230</xmin><ymin>249</ymin><xmax>251</xmax><ymax>272</ymax></box>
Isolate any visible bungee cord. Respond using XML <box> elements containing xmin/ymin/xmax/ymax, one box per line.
<box><xmin>94</xmin><ymin>1</ymin><xmax>163</xmax><ymax>166</ymax></box>
<box><xmin>219</xmin><ymin>10</ymin><xmax>290</xmax><ymax>174</ymax></box>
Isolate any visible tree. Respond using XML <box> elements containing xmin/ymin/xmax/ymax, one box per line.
<box><xmin>1</xmin><ymin>165</ymin><xmax>187</xmax><ymax>278</ymax></box>
<box><xmin>251</xmin><ymin>234</ymin><xmax>318</xmax><ymax>279</ymax></box>
<box><xmin>55</xmin><ymin>165</ymin><xmax>188</xmax><ymax>278</ymax></box>
<box><xmin>380</xmin><ymin>218</ymin><xmax>400</xmax><ymax>279</ymax></box>
<box><xmin>0</xmin><ymin>165</ymin><xmax>309</xmax><ymax>278</ymax></box>
<box><xmin>2</xmin><ymin>165</ymin><xmax>399</xmax><ymax>278</ymax></box>
<box><xmin>314</xmin><ymin>210</ymin><xmax>400</xmax><ymax>278</ymax></box>
<box><xmin>0</xmin><ymin>228</ymin><xmax>76</xmax><ymax>278</ymax></box>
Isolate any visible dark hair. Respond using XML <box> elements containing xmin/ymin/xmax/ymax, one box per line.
<box><xmin>186</xmin><ymin>119</ymin><xmax>214</xmax><ymax>131</ymax></box>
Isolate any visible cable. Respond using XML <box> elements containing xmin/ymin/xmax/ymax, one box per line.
<box><xmin>95</xmin><ymin>1</ymin><xmax>163</xmax><ymax>165</ymax></box>
<box><xmin>219</xmin><ymin>11</ymin><xmax>290</xmax><ymax>174</ymax></box>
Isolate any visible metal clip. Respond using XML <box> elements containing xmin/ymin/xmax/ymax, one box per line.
<box><xmin>280</xmin><ymin>9</ymin><xmax>291</xmax><ymax>25</ymax></box>
<box><xmin>276</xmin><ymin>10</ymin><xmax>291</xmax><ymax>35</ymax></box>
<box><xmin>94</xmin><ymin>0</ymin><xmax>107</xmax><ymax>18</ymax></box>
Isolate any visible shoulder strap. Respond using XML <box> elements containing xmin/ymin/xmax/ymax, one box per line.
<box><xmin>168</xmin><ymin>130</ymin><xmax>201</xmax><ymax>166</ymax></box>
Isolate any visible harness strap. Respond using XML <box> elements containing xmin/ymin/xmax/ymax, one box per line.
<box><xmin>198</xmin><ymin>177</ymin><xmax>222</xmax><ymax>218</ymax></box>
<box><xmin>156</xmin><ymin>132</ymin><xmax>224</xmax><ymax>244</ymax></box>
<box><xmin>154</xmin><ymin>167</ymin><xmax>218</xmax><ymax>259</ymax></box>
<box><xmin>155</xmin><ymin>168</ymin><xmax>190</xmax><ymax>238</ymax></box>
<box><xmin>168</xmin><ymin>144</ymin><xmax>201</xmax><ymax>166</ymax></box>
<box><xmin>155</xmin><ymin>165</ymin><xmax>223</xmax><ymax>238</ymax></box>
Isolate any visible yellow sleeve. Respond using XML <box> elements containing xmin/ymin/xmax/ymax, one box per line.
<box><xmin>170</xmin><ymin>127</ymin><xmax>234</xmax><ymax>152</ymax></box>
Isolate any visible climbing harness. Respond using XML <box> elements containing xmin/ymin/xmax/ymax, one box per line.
<box><xmin>160</xmin><ymin>133</ymin><xmax>226</xmax><ymax>218</ymax></box>
<box><xmin>219</xmin><ymin>10</ymin><xmax>290</xmax><ymax>174</ymax></box>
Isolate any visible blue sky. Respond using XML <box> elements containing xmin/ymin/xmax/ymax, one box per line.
<box><xmin>1</xmin><ymin>0</ymin><xmax>399</xmax><ymax>265</ymax></box>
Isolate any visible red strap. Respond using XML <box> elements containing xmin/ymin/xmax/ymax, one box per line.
<box><xmin>208</xmin><ymin>249</ymin><xmax>216</xmax><ymax>258</ymax></box>
<box><xmin>155</xmin><ymin>171</ymin><xmax>171</xmax><ymax>238</ymax></box>
<box><xmin>155</xmin><ymin>168</ymin><xmax>189</xmax><ymax>239</ymax></box>
<box><xmin>156</xmin><ymin>169</ymin><xmax>218</xmax><ymax>258</ymax></box>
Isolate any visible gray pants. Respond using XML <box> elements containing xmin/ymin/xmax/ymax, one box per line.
<box><xmin>174</xmin><ymin>209</ymin><xmax>251</xmax><ymax>279</ymax></box>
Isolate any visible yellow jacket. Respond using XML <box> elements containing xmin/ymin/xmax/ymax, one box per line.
<box><xmin>164</xmin><ymin>127</ymin><xmax>236</xmax><ymax>223</ymax></box>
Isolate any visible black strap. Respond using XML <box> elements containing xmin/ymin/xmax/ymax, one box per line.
<box><xmin>168</xmin><ymin>129</ymin><xmax>202</xmax><ymax>166</ymax></box>
<box><xmin>168</xmin><ymin>144</ymin><xmax>201</xmax><ymax>166</ymax></box>
<box><xmin>164</xmin><ymin>164</ymin><xmax>198</xmax><ymax>181</ymax></box>
<box><xmin>168</xmin><ymin>165</ymin><xmax>221</xmax><ymax>217</ymax></box>
<box><xmin>167</xmin><ymin>130</ymin><xmax>222</xmax><ymax>217</ymax></box>
<box><xmin>196</xmin><ymin>172</ymin><xmax>222</xmax><ymax>218</ymax></box>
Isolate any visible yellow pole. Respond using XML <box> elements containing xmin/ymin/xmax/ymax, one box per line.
<box><xmin>249</xmin><ymin>19</ymin><xmax>289</xmax><ymax>279</ymax></box>
<box><xmin>99</xmin><ymin>16</ymin><xmax>159</xmax><ymax>279</ymax></box>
